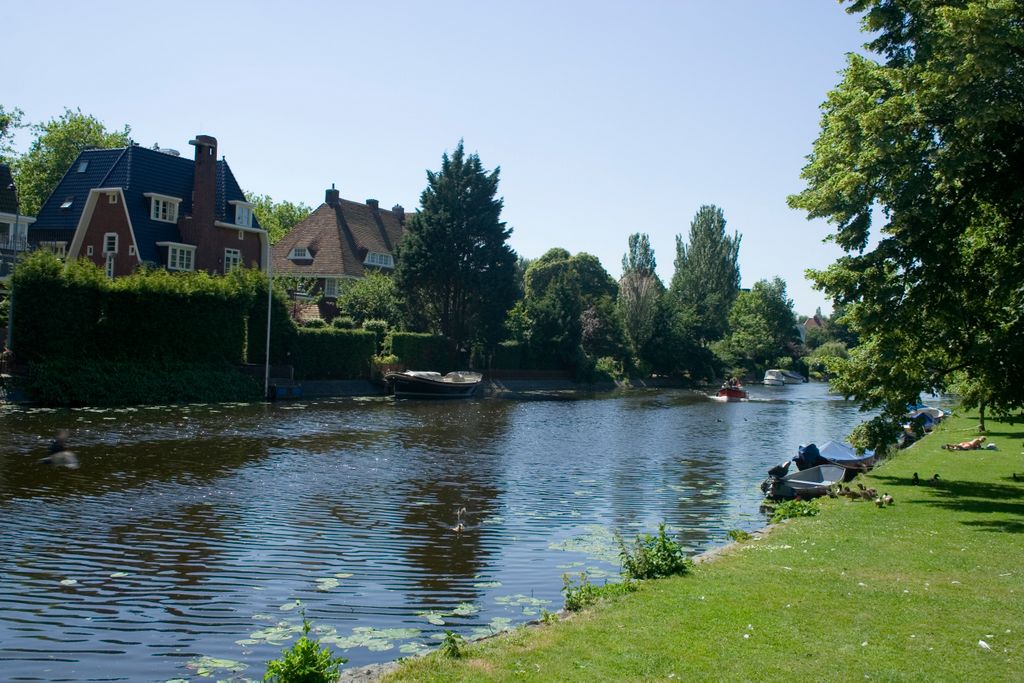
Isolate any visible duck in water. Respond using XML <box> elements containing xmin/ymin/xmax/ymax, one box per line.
<box><xmin>39</xmin><ymin>429</ymin><xmax>78</xmax><ymax>469</ymax></box>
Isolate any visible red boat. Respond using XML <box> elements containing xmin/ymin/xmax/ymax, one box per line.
<box><xmin>713</xmin><ymin>382</ymin><xmax>748</xmax><ymax>402</ymax></box>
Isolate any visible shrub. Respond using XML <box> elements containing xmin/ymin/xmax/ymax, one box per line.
<box><xmin>302</xmin><ymin>319</ymin><xmax>327</xmax><ymax>329</ymax></box>
<box><xmin>263</xmin><ymin>617</ymin><xmax>346</xmax><ymax>683</ymax></box>
<box><xmin>439</xmin><ymin>630</ymin><xmax>465</xmax><ymax>659</ymax></box>
<box><xmin>293</xmin><ymin>328</ymin><xmax>376</xmax><ymax>379</ymax></box>
<box><xmin>769</xmin><ymin>499</ymin><xmax>820</xmax><ymax>524</ymax></box>
<box><xmin>619</xmin><ymin>524</ymin><xmax>693</xmax><ymax>580</ymax></box>
<box><xmin>562</xmin><ymin>572</ymin><xmax>636</xmax><ymax>612</ymax></box>
<box><xmin>727</xmin><ymin>529</ymin><xmax>753</xmax><ymax>543</ymax></box>
<box><xmin>331</xmin><ymin>316</ymin><xmax>355</xmax><ymax>329</ymax></box>
<box><xmin>390</xmin><ymin>332</ymin><xmax>451</xmax><ymax>371</ymax></box>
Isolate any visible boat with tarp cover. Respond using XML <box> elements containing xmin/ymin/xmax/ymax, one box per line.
<box><xmin>385</xmin><ymin>370</ymin><xmax>483</xmax><ymax>398</ymax></box>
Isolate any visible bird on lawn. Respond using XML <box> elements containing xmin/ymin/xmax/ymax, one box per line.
<box><xmin>912</xmin><ymin>472</ymin><xmax>920</xmax><ymax>485</ymax></box>
<box><xmin>883</xmin><ymin>493</ymin><xmax>895</xmax><ymax>505</ymax></box>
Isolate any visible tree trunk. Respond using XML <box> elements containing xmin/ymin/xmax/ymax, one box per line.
<box><xmin>978</xmin><ymin>401</ymin><xmax>986</xmax><ymax>432</ymax></box>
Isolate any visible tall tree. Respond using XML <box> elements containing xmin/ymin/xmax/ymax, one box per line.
<box><xmin>718</xmin><ymin>277</ymin><xmax>798</xmax><ymax>375</ymax></box>
<box><xmin>247</xmin><ymin>193</ymin><xmax>312</xmax><ymax>244</ymax></box>
<box><xmin>788</xmin><ymin>0</ymin><xmax>1024</xmax><ymax>445</ymax></box>
<box><xmin>617</xmin><ymin>233</ymin><xmax>663</xmax><ymax>360</ymax></box>
<box><xmin>670</xmin><ymin>205</ymin><xmax>741</xmax><ymax>343</ymax></box>
<box><xmin>0</xmin><ymin>104</ymin><xmax>24</xmax><ymax>162</ymax></box>
<box><xmin>13</xmin><ymin>108</ymin><xmax>130</xmax><ymax>215</ymax></box>
<box><xmin>395</xmin><ymin>141</ymin><xmax>517</xmax><ymax>351</ymax></box>
<box><xmin>337</xmin><ymin>271</ymin><xmax>401</xmax><ymax>328</ymax></box>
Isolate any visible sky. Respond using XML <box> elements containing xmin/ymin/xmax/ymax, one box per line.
<box><xmin>5</xmin><ymin>1</ymin><xmax>870</xmax><ymax>315</ymax></box>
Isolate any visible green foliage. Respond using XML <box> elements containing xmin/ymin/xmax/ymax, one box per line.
<box><xmin>618</xmin><ymin>234</ymin><xmax>664</xmax><ymax>362</ymax></box>
<box><xmin>22</xmin><ymin>359</ymin><xmax>262</xmax><ymax>406</ymax></box>
<box><xmin>331</xmin><ymin>315</ymin><xmax>355</xmax><ymax>329</ymax></box>
<box><xmin>263</xmin><ymin>617</ymin><xmax>346</xmax><ymax>683</ymax></box>
<box><xmin>12</xmin><ymin>107</ymin><xmax>130</xmax><ymax>216</ymax></box>
<box><xmin>0</xmin><ymin>291</ymin><xmax>8</xmax><ymax>329</ymax></box>
<box><xmin>293</xmin><ymin>328</ymin><xmax>376</xmax><ymax>380</ymax></box>
<box><xmin>670</xmin><ymin>205</ymin><xmax>742</xmax><ymax>344</ymax></box>
<box><xmin>439</xmin><ymin>630</ymin><xmax>465</xmax><ymax>659</ymax></box>
<box><xmin>727</xmin><ymin>529</ymin><xmax>753</xmax><ymax>543</ymax></box>
<box><xmin>769</xmin><ymin>499</ymin><xmax>820</xmax><ymax>524</ymax></box>
<box><xmin>717</xmin><ymin>278</ymin><xmax>798</xmax><ymax>377</ymax></box>
<box><xmin>807</xmin><ymin>341</ymin><xmax>848</xmax><ymax>376</ymax></box>
<box><xmin>247</xmin><ymin>192</ymin><xmax>312</xmax><ymax>244</ymax></box>
<box><xmin>788</xmin><ymin>0</ymin><xmax>1024</xmax><ymax>441</ymax></box>
<box><xmin>362</xmin><ymin>319</ymin><xmax>388</xmax><ymax>354</ymax></box>
<box><xmin>395</xmin><ymin>141</ymin><xmax>518</xmax><ymax>351</ymax></box>
<box><xmin>0</xmin><ymin>104</ymin><xmax>25</xmax><ymax>161</ymax></box>
<box><xmin>235</xmin><ymin>268</ymin><xmax>298</xmax><ymax>366</ymax></box>
<box><xmin>562</xmin><ymin>573</ymin><xmax>637</xmax><ymax>612</ymax></box>
<box><xmin>302</xmin><ymin>319</ymin><xmax>327</xmax><ymax>329</ymax></box>
<box><xmin>337</xmin><ymin>271</ymin><xmax>401</xmax><ymax>328</ymax></box>
<box><xmin>389</xmin><ymin>332</ymin><xmax>452</xmax><ymax>371</ymax></box>
<box><xmin>619</xmin><ymin>524</ymin><xmax>693</xmax><ymax>580</ymax></box>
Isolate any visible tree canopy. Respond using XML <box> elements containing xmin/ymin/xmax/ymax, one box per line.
<box><xmin>788</xmin><ymin>0</ymin><xmax>1024</xmax><ymax>443</ymax></box>
<box><xmin>394</xmin><ymin>141</ymin><xmax>517</xmax><ymax>351</ymax></box>
<box><xmin>670</xmin><ymin>205</ymin><xmax>741</xmax><ymax>344</ymax></box>
<box><xmin>717</xmin><ymin>277</ymin><xmax>798</xmax><ymax>376</ymax></box>
<box><xmin>617</xmin><ymin>233</ymin><xmax>663</xmax><ymax>359</ymax></box>
<box><xmin>247</xmin><ymin>193</ymin><xmax>312</xmax><ymax>244</ymax></box>
<box><xmin>13</xmin><ymin>108</ymin><xmax>131</xmax><ymax>215</ymax></box>
<box><xmin>0</xmin><ymin>104</ymin><xmax>24</xmax><ymax>162</ymax></box>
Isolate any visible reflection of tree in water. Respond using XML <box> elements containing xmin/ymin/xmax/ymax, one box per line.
<box><xmin>106</xmin><ymin>499</ymin><xmax>236</xmax><ymax>599</ymax></box>
<box><xmin>390</xmin><ymin>400</ymin><xmax>513</xmax><ymax>600</ymax></box>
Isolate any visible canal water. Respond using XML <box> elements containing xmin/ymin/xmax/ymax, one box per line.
<box><xmin>1</xmin><ymin>383</ymin><xmax>867</xmax><ymax>681</ymax></box>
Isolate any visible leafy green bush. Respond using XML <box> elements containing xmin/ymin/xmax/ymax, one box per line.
<box><xmin>619</xmin><ymin>524</ymin><xmax>693</xmax><ymax>580</ymax></box>
<box><xmin>293</xmin><ymin>328</ymin><xmax>376</xmax><ymax>379</ymax></box>
<box><xmin>22</xmin><ymin>359</ymin><xmax>262</xmax><ymax>406</ymax></box>
<box><xmin>727</xmin><ymin>529</ymin><xmax>753</xmax><ymax>543</ymax></box>
<box><xmin>390</xmin><ymin>332</ymin><xmax>451</xmax><ymax>371</ymax></box>
<box><xmin>769</xmin><ymin>499</ymin><xmax>820</xmax><ymax>524</ymax></box>
<box><xmin>331</xmin><ymin>315</ymin><xmax>355</xmax><ymax>329</ymax></box>
<box><xmin>562</xmin><ymin>572</ymin><xmax>637</xmax><ymax>612</ymax></box>
<box><xmin>302</xmin><ymin>319</ymin><xmax>327</xmax><ymax>329</ymax></box>
<box><xmin>263</xmin><ymin>617</ymin><xmax>346</xmax><ymax>683</ymax></box>
<box><xmin>439</xmin><ymin>630</ymin><xmax>465</xmax><ymax>659</ymax></box>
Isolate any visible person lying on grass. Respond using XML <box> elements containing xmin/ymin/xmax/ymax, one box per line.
<box><xmin>942</xmin><ymin>436</ymin><xmax>986</xmax><ymax>451</ymax></box>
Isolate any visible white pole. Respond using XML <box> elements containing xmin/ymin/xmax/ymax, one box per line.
<box><xmin>263</xmin><ymin>236</ymin><xmax>272</xmax><ymax>399</ymax></box>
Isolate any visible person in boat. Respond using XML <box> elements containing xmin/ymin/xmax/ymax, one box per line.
<box><xmin>726</xmin><ymin>377</ymin><xmax>740</xmax><ymax>389</ymax></box>
<box><xmin>942</xmin><ymin>436</ymin><xmax>986</xmax><ymax>451</ymax></box>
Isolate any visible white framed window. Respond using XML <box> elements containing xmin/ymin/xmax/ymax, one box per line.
<box><xmin>86</xmin><ymin>245</ymin><xmax>94</xmax><ymax>256</ymax></box>
<box><xmin>103</xmin><ymin>232</ymin><xmax>118</xmax><ymax>255</ymax></box>
<box><xmin>167</xmin><ymin>245</ymin><xmax>195</xmax><ymax>271</ymax></box>
<box><xmin>145</xmin><ymin>193</ymin><xmax>182</xmax><ymax>223</ymax></box>
<box><xmin>108</xmin><ymin>192</ymin><xmax>118</xmax><ymax>204</ymax></box>
<box><xmin>290</xmin><ymin>246</ymin><xmax>309</xmax><ymax>259</ymax></box>
<box><xmin>234</xmin><ymin>204</ymin><xmax>252</xmax><ymax>228</ymax></box>
<box><xmin>224</xmin><ymin>248</ymin><xmax>241</xmax><ymax>274</ymax></box>
<box><xmin>323</xmin><ymin>278</ymin><xmax>338</xmax><ymax>298</ymax></box>
<box><xmin>128</xmin><ymin>245</ymin><xmax>136</xmax><ymax>256</ymax></box>
<box><xmin>364</xmin><ymin>251</ymin><xmax>394</xmax><ymax>268</ymax></box>
<box><xmin>105</xmin><ymin>254</ymin><xmax>115</xmax><ymax>278</ymax></box>
<box><xmin>238</xmin><ymin>230</ymin><xmax>245</xmax><ymax>241</ymax></box>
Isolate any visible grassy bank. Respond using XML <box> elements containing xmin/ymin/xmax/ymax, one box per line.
<box><xmin>383</xmin><ymin>411</ymin><xmax>1023</xmax><ymax>681</ymax></box>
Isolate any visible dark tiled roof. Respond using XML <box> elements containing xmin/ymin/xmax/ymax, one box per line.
<box><xmin>30</xmin><ymin>144</ymin><xmax>259</xmax><ymax>263</ymax></box>
<box><xmin>0</xmin><ymin>165</ymin><xmax>19</xmax><ymax>214</ymax></box>
<box><xmin>272</xmin><ymin>197</ymin><xmax>405</xmax><ymax>278</ymax></box>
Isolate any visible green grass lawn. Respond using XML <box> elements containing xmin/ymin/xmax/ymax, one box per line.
<box><xmin>382</xmin><ymin>411</ymin><xmax>1024</xmax><ymax>681</ymax></box>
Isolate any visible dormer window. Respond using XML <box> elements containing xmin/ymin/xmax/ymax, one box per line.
<box><xmin>230</xmin><ymin>200</ymin><xmax>254</xmax><ymax>228</ymax></box>
<box><xmin>103</xmin><ymin>232</ymin><xmax>118</xmax><ymax>255</ymax></box>
<box><xmin>144</xmin><ymin>193</ymin><xmax>181</xmax><ymax>223</ymax></box>
<box><xmin>364</xmin><ymin>251</ymin><xmax>394</xmax><ymax>269</ymax></box>
<box><xmin>289</xmin><ymin>246</ymin><xmax>310</xmax><ymax>259</ymax></box>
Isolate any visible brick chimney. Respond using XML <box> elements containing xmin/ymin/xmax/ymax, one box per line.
<box><xmin>188</xmin><ymin>135</ymin><xmax>218</xmax><ymax>229</ymax></box>
<box><xmin>326</xmin><ymin>184</ymin><xmax>339</xmax><ymax>207</ymax></box>
<box><xmin>392</xmin><ymin>204</ymin><xmax>405</xmax><ymax>223</ymax></box>
<box><xmin>366</xmin><ymin>198</ymin><xmax>379</xmax><ymax>209</ymax></box>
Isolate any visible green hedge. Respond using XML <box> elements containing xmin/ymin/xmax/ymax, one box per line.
<box><xmin>22</xmin><ymin>359</ymin><xmax>263</xmax><ymax>406</ymax></box>
<box><xmin>389</xmin><ymin>332</ymin><xmax>452</xmax><ymax>371</ymax></box>
<box><xmin>293</xmin><ymin>328</ymin><xmax>376</xmax><ymax>379</ymax></box>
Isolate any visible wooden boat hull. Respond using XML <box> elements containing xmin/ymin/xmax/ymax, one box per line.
<box><xmin>386</xmin><ymin>371</ymin><xmax>482</xmax><ymax>399</ymax></box>
<box><xmin>713</xmin><ymin>387</ymin><xmax>749</xmax><ymax>401</ymax></box>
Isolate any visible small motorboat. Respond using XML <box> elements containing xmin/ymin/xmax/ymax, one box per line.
<box><xmin>817</xmin><ymin>441</ymin><xmax>876</xmax><ymax>471</ymax></box>
<box><xmin>763</xmin><ymin>369</ymin><xmax>785</xmax><ymax>386</ymax></box>
<box><xmin>713</xmin><ymin>380</ymin><xmax>748</xmax><ymax>402</ymax></box>
<box><xmin>385</xmin><ymin>370</ymin><xmax>483</xmax><ymax>399</ymax></box>
<box><xmin>761</xmin><ymin>463</ymin><xmax>846</xmax><ymax>500</ymax></box>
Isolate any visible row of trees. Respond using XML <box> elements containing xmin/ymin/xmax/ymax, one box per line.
<box><xmin>1</xmin><ymin>105</ymin><xmax>807</xmax><ymax>383</ymax></box>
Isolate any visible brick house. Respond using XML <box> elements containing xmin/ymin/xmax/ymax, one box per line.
<box><xmin>29</xmin><ymin>135</ymin><xmax>266</xmax><ymax>277</ymax></box>
<box><xmin>271</xmin><ymin>186</ymin><xmax>406</xmax><ymax>315</ymax></box>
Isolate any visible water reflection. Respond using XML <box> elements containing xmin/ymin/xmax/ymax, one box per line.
<box><xmin>0</xmin><ymin>384</ymin><xmax>869</xmax><ymax>680</ymax></box>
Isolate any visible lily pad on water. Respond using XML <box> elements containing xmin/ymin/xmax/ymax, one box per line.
<box><xmin>416</xmin><ymin>610</ymin><xmax>447</xmax><ymax>626</ymax></box>
<box><xmin>469</xmin><ymin>616</ymin><xmax>515</xmax><ymax>640</ymax></box>
<box><xmin>334</xmin><ymin>572</ymin><xmax>353</xmax><ymax>579</ymax></box>
<box><xmin>108</xmin><ymin>572</ymin><xmax>129</xmax><ymax>578</ymax></box>
<box><xmin>399</xmin><ymin>641</ymin><xmax>429</xmax><ymax>655</ymax></box>
<box><xmin>59</xmin><ymin>579</ymin><xmax>78</xmax><ymax>586</ymax></box>
<box><xmin>279</xmin><ymin>600</ymin><xmax>301</xmax><ymax>611</ymax></box>
<box><xmin>316</xmin><ymin>577</ymin><xmax>340</xmax><ymax>591</ymax></box>
<box><xmin>549</xmin><ymin>525</ymin><xmax>621</xmax><ymax>564</ymax></box>
<box><xmin>451</xmin><ymin>602</ymin><xmax>480</xmax><ymax>617</ymax></box>
<box><xmin>472</xmin><ymin>580</ymin><xmax>502</xmax><ymax>588</ymax></box>
<box><xmin>248</xmin><ymin>621</ymin><xmax>303</xmax><ymax>646</ymax></box>
<box><xmin>321</xmin><ymin>626</ymin><xmax>420</xmax><ymax>651</ymax></box>
<box><xmin>186</xmin><ymin>656</ymin><xmax>248</xmax><ymax>677</ymax></box>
